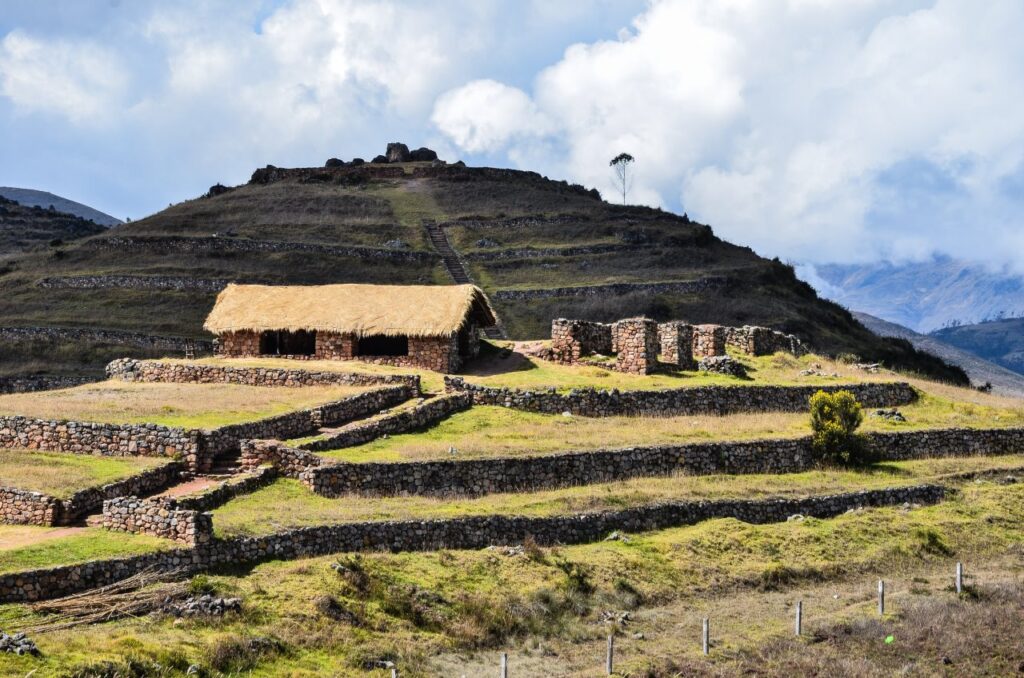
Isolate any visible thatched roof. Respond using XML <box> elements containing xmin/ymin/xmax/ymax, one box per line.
<box><xmin>203</xmin><ymin>283</ymin><xmax>498</xmax><ymax>338</ymax></box>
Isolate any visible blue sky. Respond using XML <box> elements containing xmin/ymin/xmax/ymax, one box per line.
<box><xmin>1</xmin><ymin>0</ymin><xmax>1023</xmax><ymax>271</ymax></box>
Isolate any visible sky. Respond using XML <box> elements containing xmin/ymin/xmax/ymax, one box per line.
<box><xmin>1</xmin><ymin>0</ymin><xmax>1023</xmax><ymax>273</ymax></box>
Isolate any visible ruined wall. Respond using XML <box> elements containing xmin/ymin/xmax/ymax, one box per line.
<box><xmin>550</xmin><ymin>319</ymin><xmax>613</xmax><ymax>364</ymax></box>
<box><xmin>692</xmin><ymin>324</ymin><xmax>727</xmax><ymax>358</ymax></box>
<box><xmin>102</xmin><ymin>496</ymin><xmax>213</xmax><ymax>545</ymax></box>
<box><xmin>725</xmin><ymin>326</ymin><xmax>806</xmax><ymax>356</ymax></box>
<box><xmin>658</xmin><ymin>322</ymin><xmax>696</xmax><ymax>369</ymax></box>
<box><xmin>612</xmin><ymin>318</ymin><xmax>659</xmax><ymax>375</ymax></box>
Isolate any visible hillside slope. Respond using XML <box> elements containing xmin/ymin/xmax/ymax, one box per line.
<box><xmin>0</xmin><ymin>187</ymin><xmax>121</xmax><ymax>227</ymax></box>
<box><xmin>0</xmin><ymin>196</ymin><xmax>106</xmax><ymax>259</ymax></box>
<box><xmin>932</xmin><ymin>318</ymin><xmax>1024</xmax><ymax>376</ymax></box>
<box><xmin>0</xmin><ymin>156</ymin><xmax>967</xmax><ymax>383</ymax></box>
<box><xmin>854</xmin><ymin>312</ymin><xmax>1024</xmax><ymax>397</ymax></box>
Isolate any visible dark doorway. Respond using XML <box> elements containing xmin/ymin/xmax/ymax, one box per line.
<box><xmin>259</xmin><ymin>330</ymin><xmax>316</xmax><ymax>356</ymax></box>
<box><xmin>356</xmin><ymin>334</ymin><xmax>408</xmax><ymax>356</ymax></box>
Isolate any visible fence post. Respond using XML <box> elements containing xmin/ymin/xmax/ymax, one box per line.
<box><xmin>500</xmin><ymin>652</ymin><xmax>508</xmax><ymax>678</ymax></box>
<box><xmin>702</xmin><ymin>618</ymin><xmax>710</xmax><ymax>655</ymax></box>
<box><xmin>795</xmin><ymin>600</ymin><xmax>802</xmax><ymax>636</ymax></box>
<box><xmin>391</xmin><ymin>670</ymin><xmax>398</xmax><ymax>678</ymax></box>
<box><xmin>956</xmin><ymin>562</ymin><xmax>963</xmax><ymax>595</ymax></box>
<box><xmin>878</xmin><ymin>579</ymin><xmax>885</xmax><ymax>616</ymax></box>
<box><xmin>606</xmin><ymin>634</ymin><xmax>614</xmax><ymax>675</ymax></box>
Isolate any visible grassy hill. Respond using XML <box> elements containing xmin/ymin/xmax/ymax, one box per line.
<box><xmin>0</xmin><ymin>158</ymin><xmax>967</xmax><ymax>384</ymax></box>
<box><xmin>0</xmin><ymin>187</ymin><xmax>122</xmax><ymax>227</ymax></box>
<box><xmin>932</xmin><ymin>317</ymin><xmax>1024</xmax><ymax>376</ymax></box>
<box><xmin>0</xmin><ymin>196</ymin><xmax>106</xmax><ymax>261</ymax></box>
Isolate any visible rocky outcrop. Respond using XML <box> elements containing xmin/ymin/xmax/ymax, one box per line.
<box><xmin>386</xmin><ymin>142</ymin><xmax>411</xmax><ymax>163</ymax></box>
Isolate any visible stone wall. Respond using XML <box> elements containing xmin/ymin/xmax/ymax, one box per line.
<box><xmin>38</xmin><ymin>275</ymin><xmax>229</xmax><ymax>293</ymax></box>
<box><xmin>658</xmin><ymin>322</ymin><xmax>696</xmax><ymax>369</ymax></box>
<box><xmin>239</xmin><ymin>439</ymin><xmax>325</xmax><ymax>477</ymax></box>
<box><xmin>201</xmin><ymin>386</ymin><xmax>415</xmax><ymax>462</ymax></box>
<box><xmin>612</xmin><ymin>318</ymin><xmax>658</xmax><ymax>374</ymax></box>
<box><xmin>445</xmin><ymin>377</ymin><xmax>918</xmax><ymax>417</ymax></box>
<box><xmin>492</xmin><ymin>277</ymin><xmax>727</xmax><ymax>301</ymax></box>
<box><xmin>102</xmin><ymin>496</ymin><xmax>213</xmax><ymax>545</ymax></box>
<box><xmin>107</xmin><ymin>358</ymin><xmax>420</xmax><ymax>390</ymax></box>
<box><xmin>692</xmin><ymin>324</ymin><xmax>727</xmax><ymax>358</ymax></box>
<box><xmin>0</xmin><ymin>484</ymin><xmax>945</xmax><ymax>603</ymax></box>
<box><xmin>300</xmin><ymin>393</ymin><xmax>472</xmax><ymax>451</ymax></box>
<box><xmin>173</xmin><ymin>467</ymin><xmax>278</xmax><ymax>513</ymax></box>
<box><xmin>214</xmin><ymin>330</ymin><xmax>462</xmax><ymax>373</ymax></box>
<box><xmin>0</xmin><ymin>327</ymin><xmax>212</xmax><ymax>354</ymax></box>
<box><xmin>0</xmin><ymin>461</ymin><xmax>183</xmax><ymax>526</ymax></box>
<box><xmin>0</xmin><ymin>375</ymin><xmax>95</xmax><ymax>395</ymax></box>
<box><xmin>725</xmin><ymin>326</ymin><xmax>806</xmax><ymax>356</ymax></box>
<box><xmin>550</xmin><ymin>319</ymin><xmax>612</xmax><ymax>364</ymax></box>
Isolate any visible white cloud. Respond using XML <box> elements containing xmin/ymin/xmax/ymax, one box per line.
<box><xmin>0</xmin><ymin>29</ymin><xmax>128</xmax><ymax>123</ymax></box>
<box><xmin>432</xmin><ymin>79</ymin><xmax>552</xmax><ymax>153</ymax></box>
<box><xmin>432</xmin><ymin>0</ymin><xmax>1024</xmax><ymax>269</ymax></box>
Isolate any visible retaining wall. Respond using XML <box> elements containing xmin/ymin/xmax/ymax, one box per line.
<box><xmin>173</xmin><ymin>467</ymin><xmax>279</xmax><ymax>513</ymax></box>
<box><xmin>492</xmin><ymin>277</ymin><xmax>727</xmax><ymax>301</ymax></box>
<box><xmin>444</xmin><ymin>378</ymin><xmax>918</xmax><ymax>417</ymax></box>
<box><xmin>300</xmin><ymin>393</ymin><xmax>472</xmax><ymax>451</ymax></box>
<box><xmin>0</xmin><ymin>488</ymin><xmax>60</xmax><ymax>525</ymax></box>
<box><xmin>38</xmin><ymin>275</ymin><xmax>230</xmax><ymax>293</ymax></box>
<box><xmin>0</xmin><ymin>327</ymin><xmax>212</xmax><ymax>354</ymax></box>
<box><xmin>106</xmin><ymin>358</ymin><xmax>421</xmax><ymax>390</ymax></box>
<box><xmin>0</xmin><ymin>484</ymin><xmax>946</xmax><ymax>602</ymax></box>
<box><xmin>102</xmin><ymin>496</ymin><xmax>213</xmax><ymax>545</ymax></box>
<box><xmin>0</xmin><ymin>375</ymin><xmax>95</xmax><ymax>395</ymax></box>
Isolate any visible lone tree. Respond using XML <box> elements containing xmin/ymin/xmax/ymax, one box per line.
<box><xmin>609</xmin><ymin>152</ymin><xmax>635</xmax><ymax>204</ymax></box>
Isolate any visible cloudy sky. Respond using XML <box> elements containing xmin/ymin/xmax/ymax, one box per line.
<box><xmin>1</xmin><ymin>0</ymin><xmax>1022</xmax><ymax>271</ymax></box>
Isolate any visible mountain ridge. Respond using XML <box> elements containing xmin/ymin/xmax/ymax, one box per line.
<box><xmin>0</xmin><ymin>187</ymin><xmax>122</xmax><ymax>227</ymax></box>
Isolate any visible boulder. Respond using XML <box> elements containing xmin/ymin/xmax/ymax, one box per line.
<box><xmin>698</xmin><ymin>355</ymin><xmax>749</xmax><ymax>378</ymax></box>
<box><xmin>350</xmin><ymin>157</ymin><xmax>365</xmax><ymax>166</ymax></box>
<box><xmin>385</xmin><ymin>142</ymin><xmax>411</xmax><ymax>163</ymax></box>
<box><xmin>205</xmin><ymin>183</ymin><xmax>232</xmax><ymax>198</ymax></box>
<box><xmin>371</xmin><ymin>154</ymin><xmax>388</xmax><ymax>164</ymax></box>
<box><xmin>325</xmin><ymin>158</ymin><xmax>345</xmax><ymax>168</ymax></box>
<box><xmin>409</xmin><ymin>147</ymin><xmax>438</xmax><ymax>162</ymax></box>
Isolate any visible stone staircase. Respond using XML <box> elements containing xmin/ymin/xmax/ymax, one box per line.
<box><xmin>423</xmin><ymin>220</ymin><xmax>507</xmax><ymax>340</ymax></box>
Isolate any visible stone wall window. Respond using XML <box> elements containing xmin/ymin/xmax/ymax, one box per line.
<box><xmin>259</xmin><ymin>330</ymin><xmax>317</xmax><ymax>356</ymax></box>
<box><xmin>356</xmin><ymin>334</ymin><xmax>409</xmax><ymax>357</ymax></box>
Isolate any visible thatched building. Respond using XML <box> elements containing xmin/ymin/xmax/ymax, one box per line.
<box><xmin>203</xmin><ymin>283</ymin><xmax>497</xmax><ymax>373</ymax></box>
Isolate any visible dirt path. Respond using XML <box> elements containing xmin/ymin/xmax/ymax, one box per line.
<box><xmin>0</xmin><ymin>525</ymin><xmax>85</xmax><ymax>551</ymax></box>
<box><xmin>153</xmin><ymin>477</ymin><xmax>220</xmax><ymax>498</ymax></box>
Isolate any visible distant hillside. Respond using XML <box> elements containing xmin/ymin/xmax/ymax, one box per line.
<box><xmin>932</xmin><ymin>318</ymin><xmax>1024</xmax><ymax>377</ymax></box>
<box><xmin>812</xmin><ymin>257</ymin><xmax>1024</xmax><ymax>333</ymax></box>
<box><xmin>0</xmin><ymin>187</ymin><xmax>121</xmax><ymax>227</ymax></box>
<box><xmin>854</xmin><ymin>312</ymin><xmax>1024</xmax><ymax>397</ymax></box>
<box><xmin>0</xmin><ymin>195</ymin><xmax>106</xmax><ymax>259</ymax></box>
<box><xmin>0</xmin><ymin>150</ymin><xmax>968</xmax><ymax>384</ymax></box>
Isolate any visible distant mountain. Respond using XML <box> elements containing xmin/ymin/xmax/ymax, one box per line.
<box><xmin>931</xmin><ymin>318</ymin><xmax>1024</xmax><ymax>378</ymax></box>
<box><xmin>808</xmin><ymin>257</ymin><xmax>1024</xmax><ymax>333</ymax></box>
<box><xmin>0</xmin><ymin>187</ymin><xmax>121</xmax><ymax>227</ymax></box>
<box><xmin>855</xmin><ymin>312</ymin><xmax>1024</xmax><ymax>397</ymax></box>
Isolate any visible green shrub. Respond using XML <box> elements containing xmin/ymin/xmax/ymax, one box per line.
<box><xmin>809</xmin><ymin>389</ymin><xmax>868</xmax><ymax>465</ymax></box>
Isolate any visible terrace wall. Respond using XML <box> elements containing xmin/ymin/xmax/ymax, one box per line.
<box><xmin>0</xmin><ymin>484</ymin><xmax>946</xmax><ymax>603</ymax></box>
<box><xmin>444</xmin><ymin>378</ymin><xmax>918</xmax><ymax>417</ymax></box>
<box><xmin>0</xmin><ymin>488</ymin><xmax>59</xmax><ymax>525</ymax></box>
<box><xmin>107</xmin><ymin>358</ymin><xmax>421</xmax><ymax>390</ymax></box>
<box><xmin>102</xmin><ymin>496</ymin><xmax>213</xmax><ymax>545</ymax></box>
<box><xmin>293</xmin><ymin>426</ymin><xmax>1024</xmax><ymax>498</ymax></box>
<box><xmin>300</xmin><ymin>393</ymin><xmax>472</xmax><ymax>451</ymax></box>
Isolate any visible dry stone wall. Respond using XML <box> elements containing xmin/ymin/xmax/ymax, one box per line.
<box><xmin>172</xmin><ymin>467</ymin><xmax>278</xmax><ymax>513</ymax></box>
<box><xmin>107</xmin><ymin>358</ymin><xmax>420</xmax><ymax>390</ymax></box>
<box><xmin>0</xmin><ymin>375</ymin><xmax>94</xmax><ymax>395</ymax></box>
<box><xmin>300</xmin><ymin>393</ymin><xmax>472</xmax><ymax>451</ymax></box>
<box><xmin>444</xmin><ymin>378</ymin><xmax>918</xmax><ymax>417</ymax></box>
<box><xmin>692</xmin><ymin>324</ymin><xmax>727</xmax><ymax>358</ymax></box>
<box><xmin>0</xmin><ymin>488</ymin><xmax>59</xmax><ymax>525</ymax></box>
<box><xmin>239</xmin><ymin>439</ymin><xmax>325</xmax><ymax>477</ymax></box>
<box><xmin>102</xmin><ymin>496</ymin><xmax>213</xmax><ymax>545</ymax></box>
<box><xmin>657</xmin><ymin>321</ymin><xmax>696</xmax><ymax>369</ymax></box>
<box><xmin>725</xmin><ymin>326</ymin><xmax>806</xmax><ymax>356</ymax></box>
<box><xmin>612</xmin><ymin>318</ymin><xmax>659</xmax><ymax>374</ymax></box>
<box><xmin>0</xmin><ymin>484</ymin><xmax>945</xmax><ymax>603</ymax></box>
<box><xmin>0</xmin><ymin>416</ymin><xmax>199</xmax><ymax>464</ymax></box>
<box><xmin>38</xmin><ymin>275</ymin><xmax>229</xmax><ymax>293</ymax></box>
<box><xmin>550</xmin><ymin>319</ymin><xmax>613</xmax><ymax>364</ymax></box>
<box><xmin>493</xmin><ymin>277</ymin><xmax>727</xmax><ymax>301</ymax></box>
<box><xmin>0</xmin><ymin>327</ymin><xmax>211</xmax><ymax>354</ymax></box>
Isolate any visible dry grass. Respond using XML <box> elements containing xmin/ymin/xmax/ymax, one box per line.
<box><xmin>204</xmin><ymin>282</ymin><xmax>496</xmax><ymax>337</ymax></box>
<box><xmin>211</xmin><ymin>454</ymin><xmax>1024</xmax><ymax>537</ymax></box>
<box><xmin>0</xmin><ymin>450</ymin><xmax>166</xmax><ymax>498</ymax></box>
<box><xmin>0</xmin><ymin>380</ymin><xmax>370</xmax><ymax>429</ymax></box>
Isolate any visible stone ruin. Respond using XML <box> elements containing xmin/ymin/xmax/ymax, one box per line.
<box><xmin>549</xmin><ymin>317</ymin><xmax>805</xmax><ymax>374</ymax></box>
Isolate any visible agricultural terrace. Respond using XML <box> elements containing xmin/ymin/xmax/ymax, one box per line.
<box><xmin>0</xmin><ymin>380</ymin><xmax>373</xmax><ymax>429</ymax></box>
<box><xmin>0</xmin><ymin>450</ymin><xmax>166</xmax><ymax>498</ymax></box>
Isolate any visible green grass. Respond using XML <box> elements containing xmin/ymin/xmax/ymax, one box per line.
<box><xmin>0</xmin><ymin>526</ymin><xmax>172</xmax><ymax>575</ymax></box>
<box><xmin>6</xmin><ymin>480</ymin><xmax>1024</xmax><ymax>676</ymax></box>
<box><xmin>0</xmin><ymin>450</ymin><xmax>167</xmax><ymax>498</ymax></box>
<box><xmin>0</xmin><ymin>380</ymin><xmax>373</xmax><ymax>429</ymax></box>
<box><xmin>313</xmin><ymin>386</ymin><xmax>1024</xmax><ymax>463</ymax></box>
<box><xmin>211</xmin><ymin>455</ymin><xmax>1024</xmax><ymax>538</ymax></box>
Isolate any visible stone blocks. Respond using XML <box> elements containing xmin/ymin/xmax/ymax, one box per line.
<box><xmin>612</xmin><ymin>318</ymin><xmax>659</xmax><ymax>374</ymax></box>
<box><xmin>692</xmin><ymin>324</ymin><xmax>727</xmax><ymax>358</ymax></box>
<box><xmin>657</xmin><ymin>321</ymin><xmax>696</xmax><ymax>369</ymax></box>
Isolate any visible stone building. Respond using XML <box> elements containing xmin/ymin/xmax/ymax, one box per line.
<box><xmin>203</xmin><ymin>283</ymin><xmax>497</xmax><ymax>373</ymax></box>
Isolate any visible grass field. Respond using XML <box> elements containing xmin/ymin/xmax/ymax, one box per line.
<box><xmin>311</xmin><ymin>387</ymin><xmax>1024</xmax><ymax>463</ymax></box>
<box><xmin>0</xmin><ymin>380</ymin><xmax>372</xmax><ymax>429</ymax></box>
<box><xmin>0</xmin><ymin>450</ymin><xmax>167</xmax><ymax>498</ymax></box>
<box><xmin>3</xmin><ymin>480</ymin><xmax>1022</xmax><ymax>676</ymax></box>
<box><xmin>211</xmin><ymin>455</ymin><xmax>1024</xmax><ymax>537</ymax></box>
<box><xmin>0</xmin><ymin>526</ymin><xmax>172</xmax><ymax>575</ymax></box>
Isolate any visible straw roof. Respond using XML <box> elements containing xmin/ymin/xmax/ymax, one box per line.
<box><xmin>203</xmin><ymin>283</ymin><xmax>498</xmax><ymax>338</ymax></box>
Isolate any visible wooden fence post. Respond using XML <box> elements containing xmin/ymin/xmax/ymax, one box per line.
<box><xmin>956</xmin><ymin>562</ymin><xmax>963</xmax><ymax>594</ymax></box>
<box><xmin>702</xmin><ymin>618</ymin><xmax>710</xmax><ymax>655</ymax></box>
<box><xmin>795</xmin><ymin>600</ymin><xmax>802</xmax><ymax>636</ymax></box>
<box><xmin>878</xmin><ymin>579</ymin><xmax>885</xmax><ymax>616</ymax></box>
<box><xmin>500</xmin><ymin>652</ymin><xmax>508</xmax><ymax>678</ymax></box>
<box><xmin>606</xmin><ymin>634</ymin><xmax>614</xmax><ymax>675</ymax></box>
